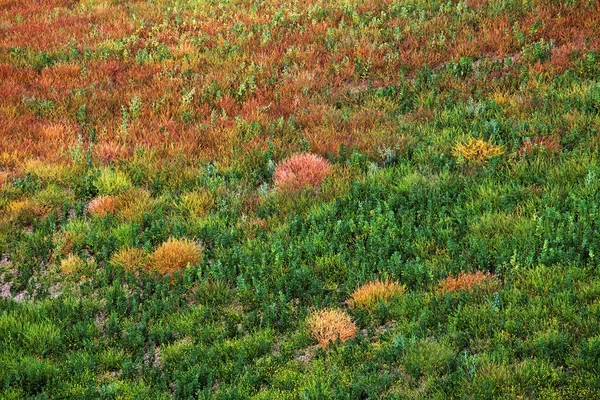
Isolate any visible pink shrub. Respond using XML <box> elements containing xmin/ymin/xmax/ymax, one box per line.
<box><xmin>273</xmin><ymin>153</ymin><xmax>331</xmax><ymax>193</ymax></box>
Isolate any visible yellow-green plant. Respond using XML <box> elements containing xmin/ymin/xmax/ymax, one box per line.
<box><xmin>453</xmin><ymin>138</ymin><xmax>503</xmax><ymax>164</ymax></box>
<box><xmin>95</xmin><ymin>168</ymin><xmax>132</xmax><ymax>195</ymax></box>
<box><xmin>181</xmin><ymin>188</ymin><xmax>215</xmax><ymax>218</ymax></box>
<box><xmin>111</xmin><ymin>247</ymin><xmax>148</xmax><ymax>274</ymax></box>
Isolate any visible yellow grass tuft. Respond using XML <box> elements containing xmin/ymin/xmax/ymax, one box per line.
<box><xmin>23</xmin><ymin>159</ymin><xmax>72</xmax><ymax>184</ymax></box>
<box><xmin>60</xmin><ymin>254</ymin><xmax>85</xmax><ymax>275</ymax></box>
<box><xmin>111</xmin><ymin>247</ymin><xmax>148</xmax><ymax>274</ymax></box>
<box><xmin>181</xmin><ymin>189</ymin><xmax>215</xmax><ymax>217</ymax></box>
<box><xmin>115</xmin><ymin>188</ymin><xmax>153</xmax><ymax>222</ymax></box>
<box><xmin>151</xmin><ymin>238</ymin><xmax>202</xmax><ymax>276</ymax></box>
<box><xmin>347</xmin><ymin>279</ymin><xmax>405</xmax><ymax>310</ymax></box>
<box><xmin>453</xmin><ymin>138</ymin><xmax>503</xmax><ymax>164</ymax></box>
<box><xmin>307</xmin><ymin>308</ymin><xmax>357</xmax><ymax>348</ymax></box>
<box><xmin>7</xmin><ymin>199</ymin><xmax>42</xmax><ymax>224</ymax></box>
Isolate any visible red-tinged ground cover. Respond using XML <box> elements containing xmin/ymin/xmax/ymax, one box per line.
<box><xmin>1</xmin><ymin>0</ymin><xmax>598</xmax><ymax>169</ymax></box>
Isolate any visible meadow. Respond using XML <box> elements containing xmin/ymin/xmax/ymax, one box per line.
<box><xmin>1</xmin><ymin>0</ymin><xmax>600</xmax><ymax>398</ymax></box>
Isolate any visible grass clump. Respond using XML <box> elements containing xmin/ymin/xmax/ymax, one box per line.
<box><xmin>0</xmin><ymin>171</ymin><xmax>8</xmax><ymax>189</ymax></box>
<box><xmin>7</xmin><ymin>199</ymin><xmax>42</xmax><ymax>225</ymax></box>
<box><xmin>347</xmin><ymin>279</ymin><xmax>405</xmax><ymax>310</ymax></box>
<box><xmin>438</xmin><ymin>271</ymin><xmax>501</xmax><ymax>295</ymax></box>
<box><xmin>453</xmin><ymin>138</ymin><xmax>504</xmax><ymax>164</ymax></box>
<box><xmin>87</xmin><ymin>195</ymin><xmax>118</xmax><ymax>217</ymax></box>
<box><xmin>151</xmin><ymin>238</ymin><xmax>202</xmax><ymax>276</ymax></box>
<box><xmin>111</xmin><ymin>247</ymin><xmax>148</xmax><ymax>274</ymax></box>
<box><xmin>115</xmin><ymin>188</ymin><xmax>152</xmax><ymax>222</ymax></box>
<box><xmin>181</xmin><ymin>189</ymin><xmax>215</xmax><ymax>217</ymax></box>
<box><xmin>273</xmin><ymin>153</ymin><xmax>331</xmax><ymax>193</ymax></box>
<box><xmin>95</xmin><ymin>169</ymin><xmax>131</xmax><ymax>195</ymax></box>
<box><xmin>59</xmin><ymin>254</ymin><xmax>85</xmax><ymax>275</ymax></box>
<box><xmin>307</xmin><ymin>308</ymin><xmax>357</xmax><ymax>348</ymax></box>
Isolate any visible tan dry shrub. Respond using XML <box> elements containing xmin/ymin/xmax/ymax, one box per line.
<box><xmin>453</xmin><ymin>138</ymin><xmax>503</xmax><ymax>164</ymax></box>
<box><xmin>307</xmin><ymin>308</ymin><xmax>357</xmax><ymax>348</ymax></box>
<box><xmin>111</xmin><ymin>247</ymin><xmax>148</xmax><ymax>274</ymax></box>
<box><xmin>88</xmin><ymin>195</ymin><xmax>118</xmax><ymax>217</ymax></box>
<box><xmin>273</xmin><ymin>153</ymin><xmax>331</xmax><ymax>193</ymax></box>
<box><xmin>348</xmin><ymin>279</ymin><xmax>405</xmax><ymax>310</ymax></box>
<box><xmin>438</xmin><ymin>271</ymin><xmax>500</xmax><ymax>295</ymax></box>
<box><xmin>151</xmin><ymin>238</ymin><xmax>202</xmax><ymax>276</ymax></box>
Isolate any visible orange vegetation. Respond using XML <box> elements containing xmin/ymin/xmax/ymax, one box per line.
<box><xmin>151</xmin><ymin>238</ymin><xmax>202</xmax><ymax>276</ymax></box>
<box><xmin>438</xmin><ymin>271</ymin><xmax>500</xmax><ymax>295</ymax></box>
<box><xmin>347</xmin><ymin>279</ymin><xmax>405</xmax><ymax>310</ymax></box>
<box><xmin>307</xmin><ymin>308</ymin><xmax>357</xmax><ymax>348</ymax></box>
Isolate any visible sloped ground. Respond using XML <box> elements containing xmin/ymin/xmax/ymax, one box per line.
<box><xmin>1</xmin><ymin>0</ymin><xmax>600</xmax><ymax>397</ymax></box>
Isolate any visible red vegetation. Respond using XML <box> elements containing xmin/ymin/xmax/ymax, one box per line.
<box><xmin>273</xmin><ymin>153</ymin><xmax>331</xmax><ymax>193</ymax></box>
<box><xmin>519</xmin><ymin>136</ymin><xmax>562</xmax><ymax>156</ymax></box>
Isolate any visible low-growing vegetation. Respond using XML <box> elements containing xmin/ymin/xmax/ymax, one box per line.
<box><xmin>307</xmin><ymin>308</ymin><xmax>358</xmax><ymax>348</ymax></box>
<box><xmin>1</xmin><ymin>0</ymin><xmax>600</xmax><ymax>397</ymax></box>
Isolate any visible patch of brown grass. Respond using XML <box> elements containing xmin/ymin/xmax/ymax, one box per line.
<box><xmin>438</xmin><ymin>271</ymin><xmax>500</xmax><ymax>295</ymax></box>
<box><xmin>347</xmin><ymin>279</ymin><xmax>405</xmax><ymax>310</ymax></box>
<box><xmin>273</xmin><ymin>153</ymin><xmax>331</xmax><ymax>193</ymax></box>
<box><xmin>307</xmin><ymin>308</ymin><xmax>357</xmax><ymax>348</ymax></box>
<box><xmin>453</xmin><ymin>138</ymin><xmax>504</xmax><ymax>164</ymax></box>
<box><xmin>151</xmin><ymin>238</ymin><xmax>202</xmax><ymax>276</ymax></box>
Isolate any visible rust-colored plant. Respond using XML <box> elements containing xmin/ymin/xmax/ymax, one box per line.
<box><xmin>111</xmin><ymin>247</ymin><xmax>148</xmax><ymax>274</ymax></box>
<box><xmin>438</xmin><ymin>271</ymin><xmax>500</xmax><ymax>295</ymax></box>
<box><xmin>347</xmin><ymin>279</ymin><xmax>405</xmax><ymax>310</ymax></box>
<box><xmin>453</xmin><ymin>138</ymin><xmax>504</xmax><ymax>164</ymax></box>
<box><xmin>87</xmin><ymin>195</ymin><xmax>118</xmax><ymax>217</ymax></box>
<box><xmin>307</xmin><ymin>308</ymin><xmax>357</xmax><ymax>348</ymax></box>
<box><xmin>273</xmin><ymin>153</ymin><xmax>331</xmax><ymax>193</ymax></box>
<box><xmin>151</xmin><ymin>238</ymin><xmax>202</xmax><ymax>276</ymax></box>
<box><xmin>519</xmin><ymin>136</ymin><xmax>562</xmax><ymax>156</ymax></box>
<box><xmin>0</xmin><ymin>171</ymin><xmax>8</xmax><ymax>189</ymax></box>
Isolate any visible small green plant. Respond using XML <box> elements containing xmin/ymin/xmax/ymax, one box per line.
<box><xmin>95</xmin><ymin>169</ymin><xmax>132</xmax><ymax>195</ymax></box>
